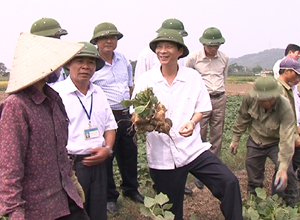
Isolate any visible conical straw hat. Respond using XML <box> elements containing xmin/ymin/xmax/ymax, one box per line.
<box><xmin>6</xmin><ymin>32</ymin><xmax>84</xmax><ymax>93</ymax></box>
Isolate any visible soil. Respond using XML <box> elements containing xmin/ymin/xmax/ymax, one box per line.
<box><xmin>225</xmin><ymin>82</ymin><xmax>254</xmax><ymax>96</ymax></box>
<box><xmin>0</xmin><ymin>84</ymin><xmax>275</xmax><ymax>220</ymax></box>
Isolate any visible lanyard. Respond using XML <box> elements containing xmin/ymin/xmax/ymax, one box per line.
<box><xmin>76</xmin><ymin>93</ymin><xmax>93</xmax><ymax>127</ymax></box>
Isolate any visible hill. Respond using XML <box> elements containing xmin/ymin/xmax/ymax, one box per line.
<box><xmin>229</xmin><ymin>48</ymin><xmax>284</xmax><ymax>70</ymax></box>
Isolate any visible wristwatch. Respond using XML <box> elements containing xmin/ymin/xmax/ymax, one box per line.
<box><xmin>105</xmin><ymin>146</ymin><xmax>113</xmax><ymax>156</ymax></box>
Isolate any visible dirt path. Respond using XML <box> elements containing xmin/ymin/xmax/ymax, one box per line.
<box><xmin>225</xmin><ymin>83</ymin><xmax>254</xmax><ymax>96</ymax></box>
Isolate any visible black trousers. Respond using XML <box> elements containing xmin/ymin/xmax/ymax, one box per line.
<box><xmin>246</xmin><ymin>136</ymin><xmax>299</xmax><ymax>207</ymax></box>
<box><xmin>73</xmin><ymin>160</ymin><xmax>107</xmax><ymax>220</ymax></box>
<box><xmin>293</xmin><ymin>147</ymin><xmax>300</xmax><ymax>174</ymax></box>
<box><xmin>106</xmin><ymin>113</ymin><xmax>139</xmax><ymax>202</ymax></box>
<box><xmin>150</xmin><ymin>150</ymin><xmax>243</xmax><ymax>220</ymax></box>
<box><xmin>55</xmin><ymin>197</ymin><xmax>90</xmax><ymax>220</ymax></box>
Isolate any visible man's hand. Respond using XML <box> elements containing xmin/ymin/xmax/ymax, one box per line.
<box><xmin>82</xmin><ymin>147</ymin><xmax>111</xmax><ymax>166</ymax></box>
<box><xmin>295</xmin><ymin>137</ymin><xmax>300</xmax><ymax>148</ymax></box>
<box><xmin>179</xmin><ymin>121</ymin><xmax>194</xmax><ymax>137</ymax></box>
<box><xmin>230</xmin><ymin>141</ymin><xmax>239</xmax><ymax>155</ymax></box>
<box><xmin>274</xmin><ymin>170</ymin><xmax>288</xmax><ymax>192</ymax></box>
<box><xmin>71</xmin><ymin>172</ymin><xmax>85</xmax><ymax>203</ymax></box>
<box><xmin>298</xmin><ymin>125</ymin><xmax>300</xmax><ymax>135</ymax></box>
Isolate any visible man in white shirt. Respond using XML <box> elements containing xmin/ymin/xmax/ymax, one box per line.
<box><xmin>273</xmin><ymin>44</ymin><xmax>300</xmax><ymax>79</ymax></box>
<box><xmin>133</xmin><ymin>29</ymin><xmax>242</xmax><ymax>220</ymax></box>
<box><xmin>53</xmin><ymin>42</ymin><xmax>117</xmax><ymax>220</ymax></box>
<box><xmin>134</xmin><ymin>18</ymin><xmax>193</xmax><ymax>195</ymax></box>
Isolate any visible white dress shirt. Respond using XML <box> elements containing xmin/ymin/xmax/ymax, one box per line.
<box><xmin>52</xmin><ymin>77</ymin><xmax>117</xmax><ymax>155</ymax></box>
<box><xmin>133</xmin><ymin>65</ymin><xmax>212</xmax><ymax>170</ymax></box>
<box><xmin>273</xmin><ymin>57</ymin><xmax>285</xmax><ymax>79</ymax></box>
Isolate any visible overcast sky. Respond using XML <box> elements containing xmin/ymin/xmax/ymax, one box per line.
<box><xmin>1</xmin><ymin>0</ymin><xmax>299</xmax><ymax>69</ymax></box>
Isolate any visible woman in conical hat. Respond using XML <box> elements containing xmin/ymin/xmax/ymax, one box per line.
<box><xmin>0</xmin><ymin>33</ymin><xmax>90</xmax><ymax>219</ymax></box>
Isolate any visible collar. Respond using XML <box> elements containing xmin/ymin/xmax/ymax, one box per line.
<box><xmin>101</xmin><ymin>51</ymin><xmax>121</xmax><ymax>66</ymax></box>
<box><xmin>152</xmin><ymin>65</ymin><xmax>186</xmax><ymax>83</ymax></box>
<box><xmin>63</xmin><ymin>76</ymin><xmax>97</xmax><ymax>97</ymax></box>
<box><xmin>199</xmin><ymin>47</ymin><xmax>219</xmax><ymax>60</ymax></box>
<box><xmin>277</xmin><ymin>78</ymin><xmax>291</xmax><ymax>91</ymax></box>
<box><xmin>24</xmin><ymin>85</ymin><xmax>58</xmax><ymax>105</ymax></box>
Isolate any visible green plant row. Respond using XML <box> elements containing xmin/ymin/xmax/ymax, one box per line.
<box><xmin>243</xmin><ymin>187</ymin><xmax>300</xmax><ymax>220</ymax></box>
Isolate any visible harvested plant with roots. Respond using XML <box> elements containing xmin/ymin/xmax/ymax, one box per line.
<box><xmin>121</xmin><ymin>87</ymin><xmax>173</xmax><ymax>147</ymax></box>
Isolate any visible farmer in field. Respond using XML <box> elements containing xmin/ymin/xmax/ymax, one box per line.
<box><xmin>277</xmin><ymin>57</ymin><xmax>300</xmax><ymax>186</ymax></box>
<box><xmin>52</xmin><ymin>42</ymin><xmax>117</xmax><ymax>220</ymax></box>
<box><xmin>134</xmin><ymin>17</ymin><xmax>193</xmax><ymax>195</ymax></box>
<box><xmin>133</xmin><ymin>29</ymin><xmax>243</xmax><ymax>220</ymax></box>
<box><xmin>273</xmin><ymin>44</ymin><xmax>300</xmax><ymax>137</ymax></box>
<box><xmin>185</xmin><ymin>27</ymin><xmax>229</xmax><ymax>189</ymax></box>
<box><xmin>230</xmin><ymin>75</ymin><xmax>299</xmax><ymax>206</ymax></box>
<box><xmin>30</xmin><ymin>17</ymin><xmax>69</xmax><ymax>83</ymax></box>
<box><xmin>90</xmin><ymin>22</ymin><xmax>143</xmax><ymax>215</ymax></box>
<box><xmin>0</xmin><ymin>33</ymin><xmax>88</xmax><ymax>219</ymax></box>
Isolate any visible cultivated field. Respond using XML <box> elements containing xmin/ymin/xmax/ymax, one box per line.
<box><xmin>0</xmin><ymin>79</ymin><xmax>276</xmax><ymax>220</ymax></box>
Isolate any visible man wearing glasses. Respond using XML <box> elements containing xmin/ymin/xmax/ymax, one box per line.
<box><xmin>90</xmin><ymin>22</ymin><xmax>143</xmax><ymax>215</ymax></box>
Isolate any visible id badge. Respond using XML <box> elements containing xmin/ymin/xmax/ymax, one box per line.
<box><xmin>84</xmin><ymin>126</ymin><xmax>100</xmax><ymax>140</ymax></box>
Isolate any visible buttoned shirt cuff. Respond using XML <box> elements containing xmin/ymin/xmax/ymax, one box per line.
<box><xmin>232</xmin><ymin>135</ymin><xmax>241</xmax><ymax>143</ymax></box>
<box><xmin>9</xmin><ymin>208</ymin><xmax>25</xmax><ymax>219</ymax></box>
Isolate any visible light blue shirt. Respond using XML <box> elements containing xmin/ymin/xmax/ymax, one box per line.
<box><xmin>91</xmin><ymin>51</ymin><xmax>133</xmax><ymax>110</ymax></box>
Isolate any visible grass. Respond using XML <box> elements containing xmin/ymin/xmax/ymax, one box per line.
<box><xmin>0</xmin><ymin>77</ymin><xmax>8</xmax><ymax>91</ymax></box>
<box><xmin>226</xmin><ymin>76</ymin><xmax>256</xmax><ymax>84</ymax></box>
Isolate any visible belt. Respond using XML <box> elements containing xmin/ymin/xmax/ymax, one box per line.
<box><xmin>68</xmin><ymin>154</ymin><xmax>93</xmax><ymax>162</ymax></box>
<box><xmin>209</xmin><ymin>92</ymin><xmax>225</xmax><ymax>99</ymax></box>
<box><xmin>112</xmin><ymin>109</ymin><xmax>129</xmax><ymax>115</ymax></box>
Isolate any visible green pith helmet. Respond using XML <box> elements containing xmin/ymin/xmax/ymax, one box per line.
<box><xmin>199</xmin><ymin>27</ymin><xmax>225</xmax><ymax>46</ymax></box>
<box><xmin>90</xmin><ymin>22</ymin><xmax>123</xmax><ymax>45</ymax></box>
<box><xmin>30</xmin><ymin>17</ymin><xmax>68</xmax><ymax>37</ymax></box>
<box><xmin>249</xmin><ymin>75</ymin><xmax>282</xmax><ymax>100</ymax></box>
<box><xmin>156</xmin><ymin>18</ymin><xmax>188</xmax><ymax>37</ymax></box>
<box><xmin>70</xmin><ymin>42</ymin><xmax>105</xmax><ymax>71</ymax></box>
<box><xmin>149</xmin><ymin>29</ymin><xmax>189</xmax><ymax>59</ymax></box>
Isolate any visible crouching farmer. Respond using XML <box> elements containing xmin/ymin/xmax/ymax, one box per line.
<box><xmin>230</xmin><ymin>75</ymin><xmax>299</xmax><ymax>206</ymax></box>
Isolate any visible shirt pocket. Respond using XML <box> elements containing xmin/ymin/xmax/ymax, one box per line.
<box><xmin>264</xmin><ymin>118</ymin><xmax>280</xmax><ymax>132</ymax></box>
<box><xmin>92</xmin><ymin>109</ymin><xmax>107</xmax><ymax>132</ymax></box>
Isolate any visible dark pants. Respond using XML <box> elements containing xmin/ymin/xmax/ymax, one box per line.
<box><xmin>73</xmin><ymin>160</ymin><xmax>107</xmax><ymax>220</ymax></box>
<box><xmin>106</xmin><ymin>113</ymin><xmax>139</xmax><ymax>202</ymax></box>
<box><xmin>293</xmin><ymin>147</ymin><xmax>300</xmax><ymax>177</ymax></box>
<box><xmin>150</xmin><ymin>150</ymin><xmax>243</xmax><ymax>220</ymax></box>
<box><xmin>56</xmin><ymin>197</ymin><xmax>90</xmax><ymax>220</ymax></box>
<box><xmin>246</xmin><ymin>136</ymin><xmax>299</xmax><ymax>207</ymax></box>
